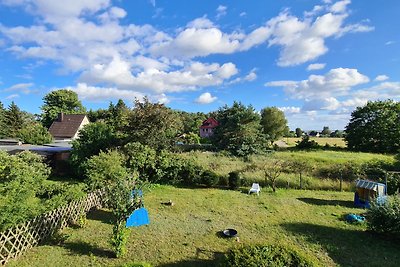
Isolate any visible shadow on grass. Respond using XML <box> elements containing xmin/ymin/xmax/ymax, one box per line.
<box><xmin>159</xmin><ymin>248</ymin><xmax>224</xmax><ymax>267</ymax></box>
<box><xmin>281</xmin><ymin>222</ymin><xmax>400</xmax><ymax>267</ymax></box>
<box><xmin>297</xmin><ymin>197</ymin><xmax>354</xmax><ymax>208</ymax></box>
<box><xmin>86</xmin><ymin>209</ymin><xmax>114</xmax><ymax>224</ymax></box>
<box><xmin>62</xmin><ymin>241</ymin><xmax>114</xmax><ymax>258</ymax></box>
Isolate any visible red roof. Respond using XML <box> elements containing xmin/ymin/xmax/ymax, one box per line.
<box><xmin>200</xmin><ymin>118</ymin><xmax>219</xmax><ymax>129</ymax></box>
<box><xmin>49</xmin><ymin>114</ymin><xmax>87</xmax><ymax>138</ymax></box>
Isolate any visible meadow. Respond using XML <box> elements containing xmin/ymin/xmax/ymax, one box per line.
<box><xmin>282</xmin><ymin>137</ymin><xmax>347</xmax><ymax>147</ymax></box>
<box><xmin>7</xmin><ymin>185</ymin><xmax>400</xmax><ymax>267</ymax></box>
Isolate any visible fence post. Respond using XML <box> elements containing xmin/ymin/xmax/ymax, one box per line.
<box><xmin>340</xmin><ymin>170</ymin><xmax>343</xmax><ymax>191</ymax></box>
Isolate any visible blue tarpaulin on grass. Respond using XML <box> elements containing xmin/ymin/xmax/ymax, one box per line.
<box><xmin>126</xmin><ymin>207</ymin><xmax>150</xmax><ymax>227</ymax></box>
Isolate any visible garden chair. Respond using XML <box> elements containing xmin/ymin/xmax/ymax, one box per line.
<box><xmin>249</xmin><ymin>183</ymin><xmax>261</xmax><ymax>195</ymax></box>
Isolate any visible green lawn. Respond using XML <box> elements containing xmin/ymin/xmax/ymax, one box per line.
<box><xmin>7</xmin><ymin>186</ymin><xmax>400</xmax><ymax>267</ymax></box>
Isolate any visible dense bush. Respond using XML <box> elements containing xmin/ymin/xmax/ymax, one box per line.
<box><xmin>200</xmin><ymin>170</ymin><xmax>220</xmax><ymax>187</ymax></box>
<box><xmin>84</xmin><ymin>150</ymin><xmax>130</xmax><ymax>190</ymax></box>
<box><xmin>0</xmin><ymin>151</ymin><xmax>51</xmax><ymax>230</ymax></box>
<box><xmin>366</xmin><ymin>195</ymin><xmax>400</xmax><ymax>235</ymax></box>
<box><xmin>229</xmin><ymin>171</ymin><xmax>241</xmax><ymax>189</ymax></box>
<box><xmin>296</xmin><ymin>136</ymin><xmax>320</xmax><ymax>150</ymax></box>
<box><xmin>222</xmin><ymin>244</ymin><xmax>317</xmax><ymax>267</ymax></box>
<box><xmin>70</xmin><ymin>122</ymin><xmax>119</xmax><ymax>176</ymax></box>
<box><xmin>18</xmin><ymin>122</ymin><xmax>53</xmax><ymax>145</ymax></box>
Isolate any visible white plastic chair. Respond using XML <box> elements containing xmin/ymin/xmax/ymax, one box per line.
<box><xmin>249</xmin><ymin>183</ymin><xmax>261</xmax><ymax>195</ymax></box>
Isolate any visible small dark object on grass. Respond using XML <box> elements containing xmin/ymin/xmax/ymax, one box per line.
<box><xmin>161</xmin><ymin>200</ymin><xmax>174</xmax><ymax>206</ymax></box>
<box><xmin>222</xmin><ymin>228</ymin><xmax>238</xmax><ymax>237</ymax></box>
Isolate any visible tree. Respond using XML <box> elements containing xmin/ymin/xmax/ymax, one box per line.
<box><xmin>212</xmin><ymin>102</ymin><xmax>266</xmax><ymax>157</ymax></box>
<box><xmin>4</xmin><ymin>101</ymin><xmax>25</xmax><ymax>138</ymax></box>
<box><xmin>321</xmin><ymin>126</ymin><xmax>331</xmax><ymax>136</ymax></box>
<box><xmin>263</xmin><ymin>160</ymin><xmax>287</xmax><ymax>192</ymax></box>
<box><xmin>260</xmin><ymin>107</ymin><xmax>289</xmax><ymax>144</ymax></box>
<box><xmin>295</xmin><ymin>128</ymin><xmax>303</xmax><ymax>138</ymax></box>
<box><xmin>70</xmin><ymin>122</ymin><xmax>118</xmax><ymax>175</ymax></box>
<box><xmin>0</xmin><ymin>102</ymin><xmax>7</xmax><ymax>138</ymax></box>
<box><xmin>41</xmin><ymin>89</ymin><xmax>86</xmax><ymax>128</ymax></box>
<box><xmin>345</xmin><ymin>100</ymin><xmax>400</xmax><ymax>153</ymax></box>
<box><xmin>18</xmin><ymin>122</ymin><xmax>53</xmax><ymax>145</ymax></box>
<box><xmin>124</xmin><ymin>97</ymin><xmax>182</xmax><ymax>150</ymax></box>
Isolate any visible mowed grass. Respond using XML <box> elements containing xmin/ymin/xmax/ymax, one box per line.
<box><xmin>282</xmin><ymin>137</ymin><xmax>346</xmax><ymax>147</ymax></box>
<box><xmin>8</xmin><ymin>186</ymin><xmax>400</xmax><ymax>267</ymax></box>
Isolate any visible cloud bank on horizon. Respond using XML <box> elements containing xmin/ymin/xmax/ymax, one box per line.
<box><xmin>0</xmin><ymin>0</ymin><xmax>398</xmax><ymax>130</ymax></box>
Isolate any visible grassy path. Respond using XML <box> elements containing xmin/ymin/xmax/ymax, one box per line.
<box><xmin>8</xmin><ymin>186</ymin><xmax>400</xmax><ymax>267</ymax></box>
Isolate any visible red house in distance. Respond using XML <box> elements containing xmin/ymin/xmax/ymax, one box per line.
<box><xmin>199</xmin><ymin>118</ymin><xmax>219</xmax><ymax>138</ymax></box>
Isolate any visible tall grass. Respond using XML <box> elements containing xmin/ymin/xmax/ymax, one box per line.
<box><xmin>177</xmin><ymin>150</ymin><xmax>397</xmax><ymax>192</ymax></box>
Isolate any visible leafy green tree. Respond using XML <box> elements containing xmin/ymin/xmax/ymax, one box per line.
<box><xmin>41</xmin><ymin>89</ymin><xmax>86</xmax><ymax>128</ymax></box>
<box><xmin>212</xmin><ymin>102</ymin><xmax>266</xmax><ymax>157</ymax></box>
<box><xmin>18</xmin><ymin>122</ymin><xmax>53</xmax><ymax>145</ymax></box>
<box><xmin>0</xmin><ymin>151</ymin><xmax>51</xmax><ymax>230</ymax></box>
<box><xmin>70</xmin><ymin>122</ymin><xmax>118</xmax><ymax>175</ymax></box>
<box><xmin>330</xmin><ymin>130</ymin><xmax>344</xmax><ymax>138</ymax></box>
<box><xmin>260</xmin><ymin>107</ymin><xmax>289</xmax><ymax>144</ymax></box>
<box><xmin>345</xmin><ymin>100</ymin><xmax>400</xmax><ymax>153</ymax></box>
<box><xmin>295</xmin><ymin>128</ymin><xmax>303</xmax><ymax>137</ymax></box>
<box><xmin>125</xmin><ymin>97</ymin><xmax>182</xmax><ymax>150</ymax></box>
<box><xmin>321</xmin><ymin>126</ymin><xmax>331</xmax><ymax>136</ymax></box>
<box><xmin>4</xmin><ymin>101</ymin><xmax>25</xmax><ymax>138</ymax></box>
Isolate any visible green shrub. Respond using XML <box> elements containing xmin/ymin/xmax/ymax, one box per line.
<box><xmin>366</xmin><ymin>195</ymin><xmax>400</xmax><ymax>235</ymax></box>
<box><xmin>222</xmin><ymin>244</ymin><xmax>317</xmax><ymax>267</ymax></box>
<box><xmin>229</xmin><ymin>171</ymin><xmax>241</xmax><ymax>189</ymax></box>
<box><xmin>219</xmin><ymin>175</ymin><xmax>229</xmax><ymax>186</ymax></box>
<box><xmin>296</xmin><ymin>136</ymin><xmax>320</xmax><ymax>150</ymax></box>
<box><xmin>180</xmin><ymin>161</ymin><xmax>203</xmax><ymax>186</ymax></box>
<box><xmin>200</xmin><ymin>170</ymin><xmax>220</xmax><ymax>187</ymax></box>
<box><xmin>384</xmin><ymin>173</ymin><xmax>400</xmax><ymax>195</ymax></box>
<box><xmin>18</xmin><ymin>122</ymin><xmax>53</xmax><ymax>145</ymax></box>
<box><xmin>84</xmin><ymin>150</ymin><xmax>130</xmax><ymax>190</ymax></box>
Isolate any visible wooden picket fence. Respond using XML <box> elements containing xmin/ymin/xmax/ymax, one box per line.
<box><xmin>0</xmin><ymin>190</ymin><xmax>107</xmax><ymax>265</ymax></box>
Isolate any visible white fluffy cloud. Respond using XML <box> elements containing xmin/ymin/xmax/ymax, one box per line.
<box><xmin>0</xmin><ymin>0</ymin><xmax>375</xmax><ymax>104</ymax></box>
<box><xmin>374</xmin><ymin>75</ymin><xmax>389</xmax><ymax>81</ymax></box>
<box><xmin>278</xmin><ymin>106</ymin><xmax>301</xmax><ymax>114</ymax></box>
<box><xmin>266</xmin><ymin>68</ymin><xmax>369</xmax><ymax>99</ymax></box>
<box><xmin>64</xmin><ymin>83</ymin><xmax>144</xmax><ymax>102</ymax></box>
<box><xmin>307</xmin><ymin>63</ymin><xmax>326</xmax><ymax>71</ymax></box>
<box><xmin>195</xmin><ymin>92</ymin><xmax>217</xmax><ymax>104</ymax></box>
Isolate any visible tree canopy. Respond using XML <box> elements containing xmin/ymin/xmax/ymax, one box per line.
<box><xmin>260</xmin><ymin>107</ymin><xmax>289</xmax><ymax>144</ymax></box>
<box><xmin>345</xmin><ymin>100</ymin><xmax>400</xmax><ymax>153</ymax></box>
<box><xmin>124</xmin><ymin>97</ymin><xmax>182</xmax><ymax>150</ymax></box>
<box><xmin>212</xmin><ymin>101</ymin><xmax>266</xmax><ymax>157</ymax></box>
<box><xmin>41</xmin><ymin>89</ymin><xmax>86</xmax><ymax>128</ymax></box>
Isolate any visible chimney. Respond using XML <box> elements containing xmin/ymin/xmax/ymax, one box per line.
<box><xmin>58</xmin><ymin>112</ymin><xmax>64</xmax><ymax>122</ymax></box>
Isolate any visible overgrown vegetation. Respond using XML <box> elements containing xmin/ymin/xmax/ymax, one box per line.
<box><xmin>366</xmin><ymin>195</ymin><xmax>400</xmax><ymax>236</ymax></box>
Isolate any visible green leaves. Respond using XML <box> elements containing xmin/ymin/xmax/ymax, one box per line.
<box><xmin>41</xmin><ymin>89</ymin><xmax>86</xmax><ymax>128</ymax></box>
<box><xmin>260</xmin><ymin>107</ymin><xmax>289</xmax><ymax>143</ymax></box>
<box><xmin>345</xmin><ymin>100</ymin><xmax>400</xmax><ymax>153</ymax></box>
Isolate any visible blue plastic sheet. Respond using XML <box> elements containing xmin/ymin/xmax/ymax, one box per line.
<box><xmin>126</xmin><ymin>207</ymin><xmax>150</xmax><ymax>227</ymax></box>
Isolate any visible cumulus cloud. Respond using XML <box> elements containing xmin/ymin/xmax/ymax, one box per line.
<box><xmin>266</xmin><ymin>68</ymin><xmax>369</xmax><ymax>99</ymax></box>
<box><xmin>374</xmin><ymin>75</ymin><xmax>389</xmax><ymax>81</ymax></box>
<box><xmin>64</xmin><ymin>83</ymin><xmax>144</xmax><ymax>102</ymax></box>
<box><xmin>0</xmin><ymin>0</ymin><xmax>375</xmax><ymax>104</ymax></box>
<box><xmin>307</xmin><ymin>63</ymin><xmax>326</xmax><ymax>71</ymax></box>
<box><xmin>216</xmin><ymin>5</ymin><xmax>227</xmax><ymax>20</ymax></box>
<box><xmin>278</xmin><ymin>106</ymin><xmax>301</xmax><ymax>114</ymax></box>
<box><xmin>195</xmin><ymin>92</ymin><xmax>217</xmax><ymax>104</ymax></box>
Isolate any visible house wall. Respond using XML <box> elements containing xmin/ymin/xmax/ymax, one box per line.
<box><xmin>200</xmin><ymin>128</ymin><xmax>214</xmax><ymax>138</ymax></box>
<box><xmin>73</xmin><ymin>116</ymin><xmax>90</xmax><ymax>140</ymax></box>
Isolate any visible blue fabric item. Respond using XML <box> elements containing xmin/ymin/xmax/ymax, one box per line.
<box><xmin>126</xmin><ymin>207</ymin><xmax>150</xmax><ymax>227</ymax></box>
<box><xmin>131</xmin><ymin>189</ymin><xmax>143</xmax><ymax>198</ymax></box>
<box><xmin>345</xmin><ymin>213</ymin><xmax>365</xmax><ymax>223</ymax></box>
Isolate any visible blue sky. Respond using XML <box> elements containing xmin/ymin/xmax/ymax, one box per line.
<box><xmin>0</xmin><ymin>0</ymin><xmax>399</xmax><ymax>130</ymax></box>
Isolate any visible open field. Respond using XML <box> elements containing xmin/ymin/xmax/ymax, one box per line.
<box><xmin>281</xmin><ymin>137</ymin><xmax>347</xmax><ymax>147</ymax></box>
<box><xmin>178</xmin><ymin>150</ymin><xmax>397</xmax><ymax>191</ymax></box>
<box><xmin>8</xmin><ymin>186</ymin><xmax>400</xmax><ymax>267</ymax></box>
